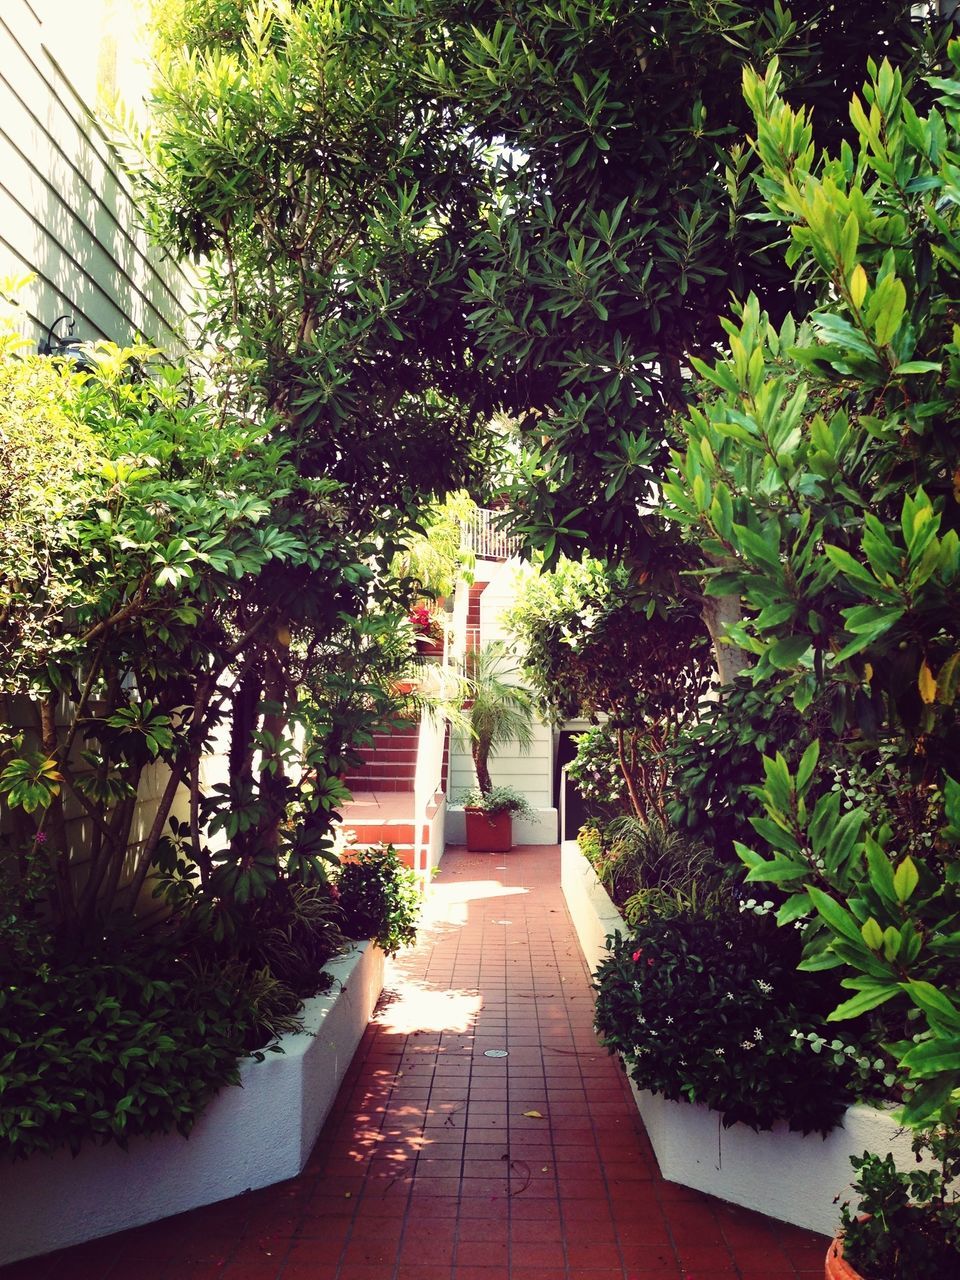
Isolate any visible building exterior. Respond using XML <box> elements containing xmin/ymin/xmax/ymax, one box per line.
<box><xmin>1</xmin><ymin>0</ymin><xmax>194</xmax><ymax>351</ymax></box>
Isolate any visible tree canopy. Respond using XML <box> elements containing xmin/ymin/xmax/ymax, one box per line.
<box><xmin>135</xmin><ymin>0</ymin><xmax>949</xmax><ymax>569</ymax></box>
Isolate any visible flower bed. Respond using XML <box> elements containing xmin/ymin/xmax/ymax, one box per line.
<box><xmin>559</xmin><ymin>840</ymin><xmax>916</xmax><ymax>1238</ymax></box>
<box><xmin>0</xmin><ymin>941</ymin><xmax>384</xmax><ymax>1267</ymax></box>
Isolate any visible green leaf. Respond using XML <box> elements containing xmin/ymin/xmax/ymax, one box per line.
<box><xmin>796</xmin><ymin>740</ymin><xmax>820</xmax><ymax>793</ymax></box>
<box><xmin>807</xmin><ymin>885</ymin><xmax>866</xmax><ymax>946</ymax></box>
<box><xmin>827</xmin><ymin>985</ymin><xmax>898</xmax><ymax>1020</ymax></box>
<box><xmin>892</xmin><ymin>360</ymin><xmax>941</xmax><ymax>375</ymax></box>
<box><xmin>903</xmin><ymin>981</ymin><xmax>960</xmax><ymax>1029</ymax></box>
<box><xmin>768</xmin><ymin>636</ymin><xmax>810</xmax><ymax>669</ymax></box>
<box><xmin>892</xmin><ymin>856</ymin><xmax>919</xmax><ymax>904</ymax></box>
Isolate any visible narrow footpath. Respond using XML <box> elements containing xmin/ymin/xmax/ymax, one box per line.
<box><xmin>5</xmin><ymin>846</ymin><xmax>828</xmax><ymax>1280</ymax></box>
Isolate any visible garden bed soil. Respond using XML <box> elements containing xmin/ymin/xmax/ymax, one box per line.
<box><xmin>0</xmin><ymin>941</ymin><xmax>384</xmax><ymax>1267</ymax></box>
<box><xmin>559</xmin><ymin>840</ymin><xmax>918</xmax><ymax>1239</ymax></box>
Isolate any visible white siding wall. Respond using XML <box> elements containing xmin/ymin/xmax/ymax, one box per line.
<box><xmin>1</xmin><ymin>0</ymin><xmax>195</xmax><ymax>351</ymax></box>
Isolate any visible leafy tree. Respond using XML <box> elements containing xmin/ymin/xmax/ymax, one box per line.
<box><xmin>0</xmin><ymin>346</ymin><xmax>405</xmax><ymax>940</ymax></box>
<box><xmin>506</xmin><ymin>557</ymin><xmax>712</xmax><ymax>818</ymax></box>
<box><xmin>134</xmin><ymin>0</ymin><xmax>495</xmax><ymax>520</ymax></box>
<box><xmin>461</xmin><ymin>641</ymin><xmax>534</xmax><ymax>795</ymax></box>
<box><xmin>131</xmin><ymin>2</ymin><xmax>954</xmax><ymax>685</ymax></box>
<box><xmin>420</xmin><ymin>0</ymin><xmax>949</xmax><ymax>576</ymax></box>
<box><xmin>666</xmin><ymin>50</ymin><xmax>960</xmax><ymax>1127</ymax></box>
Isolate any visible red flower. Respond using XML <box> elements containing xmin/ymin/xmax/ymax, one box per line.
<box><xmin>632</xmin><ymin>948</ymin><xmax>643</xmax><ymax>963</ymax></box>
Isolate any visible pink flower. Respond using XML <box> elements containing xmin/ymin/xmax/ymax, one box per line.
<box><xmin>33</xmin><ymin>831</ymin><xmax>47</xmax><ymax>844</ymax></box>
<box><xmin>632</xmin><ymin>948</ymin><xmax>643</xmax><ymax>963</ymax></box>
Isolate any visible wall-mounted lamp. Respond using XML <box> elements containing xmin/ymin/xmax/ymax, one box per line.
<box><xmin>38</xmin><ymin>314</ymin><xmax>79</xmax><ymax>356</ymax></box>
<box><xmin>37</xmin><ymin>314</ymin><xmax>95</xmax><ymax>369</ymax></box>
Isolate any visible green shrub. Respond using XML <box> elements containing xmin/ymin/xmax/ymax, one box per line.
<box><xmin>335</xmin><ymin>844</ymin><xmax>420</xmax><ymax>956</ymax></box>
<box><xmin>594</xmin><ymin>913</ymin><xmax>863</xmax><ymax>1135</ymax></box>
<box><xmin>839</xmin><ymin>1124</ymin><xmax>960</xmax><ymax>1278</ymax></box>
<box><xmin>566</xmin><ymin>726</ymin><xmax>630</xmax><ymax>814</ymax></box>
<box><xmin>577</xmin><ymin>817</ymin><xmax>722</xmax><ymax>925</ymax></box>
<box><xmin>0</xmin><ymin>933</ymin><xmax>269</xmax><ymax>1160</ymax></box>
<box><xmin>233</xmin><ymin>883</ymin><xmax>346</xmax><ymax>999</ymax></box>
<box><xmin>458</xmin><ymin>785</ymin><xmax>536</xmax><ymax>821</ymax></box>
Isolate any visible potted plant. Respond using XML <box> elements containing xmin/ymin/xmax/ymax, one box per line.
<box><xmin>409</xmin><ymin>602</ymin><xmax>445</xmax><ymax>656</ymax></box>
<box><xmin>460</xmin><ymin>784</ymin><xmax>537</xmax><ymax>852</ymax></box>
<box><xmin>458</xmin><ymin>642</ymin><xmax>536</xmax><ymax>851</ymax></box>
<box><xmin>825</xmin><ymin>1123</ymin><xmax>960</xmax><ymax>1279</ymax></box>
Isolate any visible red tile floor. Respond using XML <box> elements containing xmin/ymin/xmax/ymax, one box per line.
<box><xmin>2</xmin><ymin>845</ymin><xmax>829</xmax><ymax>1280</ymax></box>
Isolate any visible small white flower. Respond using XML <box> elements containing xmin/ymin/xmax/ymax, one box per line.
<box><xmin>665</xmin><ymin>1016</ymin><xmax>674</xmax><ymax>1024</ymax></box>
<box><xmin>753</xmin><ymin>1029</ymin><xmax>763</xmax><ymax>1041</ymax></box>
<box><xmin>741</xmin><ymin>1040</ymin><xmax>756</xmax><ymax>1051</ymax></box>
<box><xmin>714</xmin><ymin>1048</ymin><xmax>725</xmax><ymax>1057</ymax></box>
<box><xmin>757</xmin><ymin>979</ymin><xmax>773</xmax><ymax>994</ymax></box>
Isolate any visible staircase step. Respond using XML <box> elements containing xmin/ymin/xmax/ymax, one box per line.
<box><xmin>344</xmin><ymin>821</ymin><xmax>416</xmax><ymax>844</ymax></box>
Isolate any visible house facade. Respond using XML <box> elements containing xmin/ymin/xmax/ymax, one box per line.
<box><xmin>1</xmin><ymin>0</ymin><xmax>193</xmax><ymax>350</ymax></box>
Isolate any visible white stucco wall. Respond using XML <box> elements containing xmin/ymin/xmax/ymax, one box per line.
<box><xmin>0</xmin><ymin>942</ymin><xmax>385</xmax><ymax>1266</ymax></box>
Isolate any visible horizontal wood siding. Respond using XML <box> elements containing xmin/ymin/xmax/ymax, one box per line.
<box><xmin>1</xmin><ymin>0</ymin><xmax>195</xmax><ymax>352</ymax></box>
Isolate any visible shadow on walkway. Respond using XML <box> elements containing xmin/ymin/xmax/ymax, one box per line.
<box><xmin>2</xmin><ymin>845</ymin><xmax>828</xmax><ymax>1280</ymax></box>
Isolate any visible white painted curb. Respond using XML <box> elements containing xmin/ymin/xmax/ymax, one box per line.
<box><xmin>560</xmin><ymin>840</ymin><xmax>917</xmax><ymax>1237</ymax></box>
<box><xmin>0</xmin><ymin>941</ymin><xmax>384</xmax><ymax>1266</ymax></box>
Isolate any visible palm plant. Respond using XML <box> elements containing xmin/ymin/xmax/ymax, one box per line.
<box><xmin>463</xmin><ymin>641</ymin><xmax>534</xmax><ymax>795</ymax></box>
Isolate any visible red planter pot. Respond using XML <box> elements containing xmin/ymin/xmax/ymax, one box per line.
<box><xmin>825</xmin><ymin>1235</ymin><xmax>862</xmax><ymax>1280</ymax></box>
<box><xmin>464</xmin><ymin>808</ymin><xmax>513</xmax><ymax>852</ymax></box>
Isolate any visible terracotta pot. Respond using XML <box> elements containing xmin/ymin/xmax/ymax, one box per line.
<box><xmin>464</xmin><ymin>807</ymin><xmax>513</xmax><ymax>852</ymax></box>
<box><xmin>825</xmin><ymin>1234</ymin><xmax>862</xmax><ymax>1280</ymax></box>
<box><xmin>415</xmin><ymin>635</ymin><xmax>444</xmax><ymax>658</ymax></box>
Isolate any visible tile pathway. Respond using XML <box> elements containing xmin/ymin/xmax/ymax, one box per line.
<box><xmin>2</xmin><ymin>845</ymin><xmax>829</xmax><ymax>1280</ymax></box>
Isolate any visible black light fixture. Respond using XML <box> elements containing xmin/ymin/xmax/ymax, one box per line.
<box><xmin>38</xmin><ymin>313</ymin><xmax>78</xmax><ymax>355</ymax></box>
<box><xmin>37</xmin><ymin>314</ymin><xmax>95</xmax><ymax>369</ymax></box>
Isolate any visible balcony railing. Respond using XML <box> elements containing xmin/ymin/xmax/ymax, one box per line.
<box><xmin>460</xmin><ymin>507</ymin><xmax>522</xmax><ymax>561</ymax></box>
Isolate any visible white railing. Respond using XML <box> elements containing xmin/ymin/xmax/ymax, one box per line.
<box><xmin>460</xmin><ymin>507</ymin><xmax>521</xmax><ymax>561</ymax></box>
<box><xmin>412</xmin><ymin>703</ymin><xmax>447</xmax><ymax>873</ymax></box>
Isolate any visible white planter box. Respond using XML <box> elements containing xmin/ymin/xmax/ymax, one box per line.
<box><xmin>630</xmin><ymin>1081</ymin><xmax>915</xmax><ymax>1238</ymax></box>
<box><xmin>560</xmin><ymin>837</ymin><xmax>627</xmax><ymax>974</ymax></box>
<box><xmin>0</xmin><ymin>941</ymin><xmax>384</xmax><ymax>1266</ymax></box>
<box><xmin>559</xmin><ymin>840</ymin><xmax>918</xmax><ymax>1237</ymax></box>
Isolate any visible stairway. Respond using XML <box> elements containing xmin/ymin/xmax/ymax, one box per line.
<box><xmin>339</xmin><ymin>722</ymin><xmax>447</xmax><ymax>877</ymax></box>
<box><xmin>341</xmin><ymin>725</ymin><xmax>419</xmax><ymax>794</ymax></box>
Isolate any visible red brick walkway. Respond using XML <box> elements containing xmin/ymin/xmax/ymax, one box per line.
<box><xmin>3</xmin><ymin>846</ymin><xmax>828</xmax><ymax>1280</ymax></box>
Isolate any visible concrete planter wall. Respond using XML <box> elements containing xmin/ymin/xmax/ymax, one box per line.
<box><xmin>629</xmin><ymin>1080</ymin><xmax>915</xmax><ymax>1238</ymax></box>
<box><xmin>0</xmin><ymin>941</ymin><xmax>384</xmax><ymax>1266</ymax></box>
<box><xmin>559</xmin><ymin>840</ymin><xmax>916</xmax><ymax>1238</ymax></box>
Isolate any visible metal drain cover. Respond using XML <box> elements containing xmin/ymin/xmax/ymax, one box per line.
<box><xmin>483</xmin><ymin>1049</ymin><xmax>509</xmax><ymax>1058</ymax></box>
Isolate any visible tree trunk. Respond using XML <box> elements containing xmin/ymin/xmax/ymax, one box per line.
<box><xmin>258</xmin><ymin>644</ymin><xmax>289</xmax><ymax>857</ymax></box>
<box><xmin>472</xmin><ymin>742</ymin><xmax>493</xmax><ymax>795</ymax></box>
<box><xmin>700</xmin><ymin>591</ymin><xmax>750</xmax><ymax>688</ymax></box>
